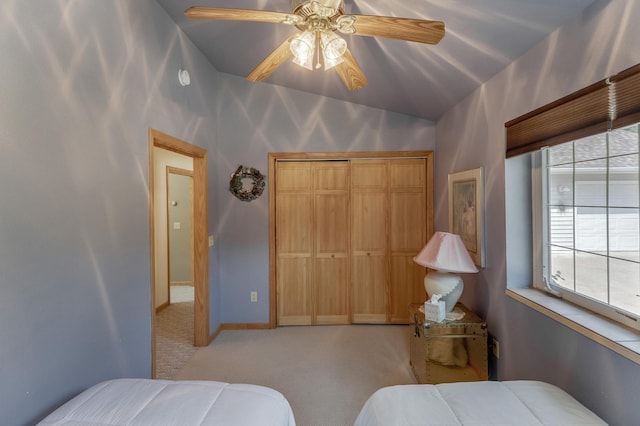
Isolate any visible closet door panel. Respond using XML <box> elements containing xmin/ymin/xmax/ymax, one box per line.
<box><xmin>351</xmin><ymin>160</ymin><xmax>386</xmax><ymax>189</ymax></box>
<box><xmin>313</xmin><ymin>162</ymin><xmax>350</xmax><ymax>324</ymax></box>
<box><xmin>390</xmin><ymin>192</ymin><xmax>426</xmax><ymax>251</ymax></box>
<box><xmin>389</xmin><ymin>159</ymin><xmax>426</xmax><ymax>251</ymax></box>
<box><xmin>351</xmin><ymin>160</ymin><xmax>388</xmax><ymax>323</ymax></box>
<box><xmin>276</xmin><ymin>162</ymin><xmax>312</xmax><ymax>191</ymax></box>
<box><xmin>390</xmin><ymin>255</ymin><xmax>426</xmax><ymax>323</ymax></box>
<box><xmin>316</xmin><ymin>194</ymin><xmax>349</xmax><ymax>254</ymax></box>
<box><xmin>315</xmin><ymin>191</ymin><xmax>349</xmax><ymax>324</ymax></box>
<box><xmin>351</xmin><ymin>255</ymin><xmax>387</xmax><ymax>323</ymax></box>
<box><xmin>389</xmin><ymin>159</ymin><xmax>427</xmax><ymax>323</ymax></box>
<box><xmin>315</xmin><ymin>257</ymin><xmax>349</xmax><ymax>324</ymax></box>
<box><xmin>389</xmin><ymin>159</ymin><xmax>425</xmax><ymax>189</ymax></box>
<box><xmin>351</xmin><ymin>190</ymin><xmax>387</xmax><ymax>321</ymax></box>
<box><xmin>277</xmin><ymin>194</ymin><xmax>313</xmax><ymax>253</ymax></box>
<box><xmin>351</xmin><ymin>193</ymin><xmax>387</xmax><ymax>251</ymax></box>
<box><xmin>276</xmin><ymin>195</ymin><xmax>313</xmax><ymax>325</ymax></box>
<box><xmin>276</xmin><ymin>162</ymin><xmax>313</xmax><ymax>325</ymax></box>
<box><xmin>314</xmin><ymin>162</ymin><xmax>349</xmax><ymax>191</ymax></box>
<box><xmin>277</xmin><ymin>257</ymin><xmax>312</xmax><ymax>325</ymax></box>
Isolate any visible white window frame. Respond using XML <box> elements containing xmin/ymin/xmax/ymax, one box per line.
<box><xmin>532</xmin><ymin>129</ymin><xmax>640</xmax><ymax>332</ymax></box>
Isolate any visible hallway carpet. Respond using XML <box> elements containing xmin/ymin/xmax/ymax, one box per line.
<box><xmin>155</xmin><ymin>285</ymin><xmax>198</xmax><ymax>379</ymax></box>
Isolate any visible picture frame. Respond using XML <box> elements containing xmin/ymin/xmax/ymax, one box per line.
<box><xmin>448</xmin><ymin>167</ymin><xmax>485</xmax><ymax>267</ymax></box>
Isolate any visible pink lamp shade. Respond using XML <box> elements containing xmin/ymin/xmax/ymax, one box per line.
<box><xmin>413</xmin><ymin>232</ymin><xmax>478</xmax><ymax>273</ymax></box>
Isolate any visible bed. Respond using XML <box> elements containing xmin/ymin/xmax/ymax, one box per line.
<box><xmin>38</xmin><ymin>378</ymin><xmax>296</xmax><ymax>425</ymax></box>
<box><xmin>354</xmin><ymin>380</ymin><xmax>607</xmax><ymax>425</ymax></box>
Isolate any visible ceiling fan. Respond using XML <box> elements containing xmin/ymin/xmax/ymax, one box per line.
<box><xmin>184</xmin><ymin>0</ymin><xmax>445</xmax><ymax>90</ymax></box>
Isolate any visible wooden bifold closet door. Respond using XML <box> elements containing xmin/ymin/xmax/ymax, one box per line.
<box><xmin>275</xmin><ymin>161</ymin><xmax>350</xmax><ymax>325</ymax></box>
<box><xmin>273</xmin><ymin>153</ymin><xmax>431</xmax><ymax>326</ymax></box>
<box><xmin>351</xmin><ymin>159</ymin><xmax>427</xmax><ymax>324</ymax></box>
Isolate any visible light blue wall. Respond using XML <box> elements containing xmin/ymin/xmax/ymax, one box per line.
<box><xmin>0</xmin><ymin>2</ymin><xmax>435</xmax><ymax>423</ymax></box>
<box><xmin>0</xmin><ymin>1</ymin><xmax>222</xmax><ymax>424</ymax></box>
<box><xmin>213</xmin><ymin>74</ymin><xmax>436</xmax><ymax>323</ymax></box>
<box><xmin>435</xmin><ymin>1</ymin><xmax>640</xmax><ymax>424</ymax></box>
<box><xmin>8</xmin><ymin>0</ymin><xmax>637</xmax><ymax>424</ymax></box>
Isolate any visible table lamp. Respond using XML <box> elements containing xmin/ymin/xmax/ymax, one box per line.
<box><xmin>413</xmin><ymin>232</ymin><xmax>479</xmax><ymax>313</ymax></box>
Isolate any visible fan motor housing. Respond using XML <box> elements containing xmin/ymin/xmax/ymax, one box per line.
<box><xmin>292</xmin><ymin>0</ymin><xmax>345</xmax><ymax>19</ymax></box>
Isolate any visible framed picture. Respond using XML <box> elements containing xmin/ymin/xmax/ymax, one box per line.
<box><xmin>448</xmin><ymin>167</ymin><xmax>485</xmax><ymax>267</ymax></box>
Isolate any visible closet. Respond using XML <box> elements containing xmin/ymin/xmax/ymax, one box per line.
<box><xmin>270</xmin><ymin>152</ymin><xmax>433</xmax><ymax>326</ymax></box>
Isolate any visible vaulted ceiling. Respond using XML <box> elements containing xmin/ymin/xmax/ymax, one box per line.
<box><xmin>155</xmin><ymin>0</ymin><xmax>596</xmax><ymax>120</ymax></box>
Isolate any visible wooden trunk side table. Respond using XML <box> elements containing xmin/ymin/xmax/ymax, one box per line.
<box><xmin>409</xmin><ymin>303</ymin><xmax>488</xmax><ymax>384</ymax></box>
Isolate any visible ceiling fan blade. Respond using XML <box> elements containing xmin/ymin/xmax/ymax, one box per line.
<box><xmin>341</xmin><ymin>15</ymin><xmax>445</xmax><ymax>45</ymax></box>
<box><xmin>335</xmin><ymin>48</ymin><xmax>368</xmax><ymax>91</ymax></box>
<box><xmin>184</xmin><ymin>7</ymin><xmax>299</xmax><ymax>25</ymax></box>
<box><xmin>247</xmin><ymin>35</ymin><xmax>296</xmax><ymax>82</ymax></box>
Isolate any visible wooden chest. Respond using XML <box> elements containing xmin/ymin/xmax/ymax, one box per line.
<box><xmin>409</xmin><ymin>303</ymin><xmax>488</xmax><ymax>384</ymax></box>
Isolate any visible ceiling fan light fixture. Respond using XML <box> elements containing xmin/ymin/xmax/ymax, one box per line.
<box><xmin>292</xmin><ymin>52</ymin><xmax>315</xmax><ymax>70</ymax></box>
<box><xmin>320</xmin><ymin>30</ymin><xmax>346</xmax><ymax>70</ymax></box>
<box><xmin>291</xmin><ymin>30</ymin><xmax>316</xmax><ymax>70</ymax></box>
<box><xmin>183</xmin><ymin>1</ymin><xmax>445</xmax><ymax>90</ymax></box>
<box><xmin>290</xmin><ymin>30</ymin><xmax>315</xmax><ymax>59</ymax></box>
<box><xmin>322</xmin><ymin>52</ymin><xmax>344</xmax><ymax>70</ymax></box>
<box><xmin>320</xmin><ymin>30</ymin><xmax>346</xmax><ymax>60</ymax></box>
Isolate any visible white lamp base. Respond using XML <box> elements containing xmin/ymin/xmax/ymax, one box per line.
<box><xmin>424</xmin><ymin>271</ymin><xmax>464</xmax><ymax>313</ymax></box>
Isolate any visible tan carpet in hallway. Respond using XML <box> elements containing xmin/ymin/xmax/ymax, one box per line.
<box><xmin>155</xmin><ymin>285</ymin><xmax>199</xmax><ymax>379</ymax></box>
<box><xmin>173</xmin><ymin>324</ymin><xmax>416</xmax><ymax>426</ymax></box>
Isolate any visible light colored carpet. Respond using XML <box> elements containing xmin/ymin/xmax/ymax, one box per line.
<box><xmin>155</xmin><ymin>285</ymin><xmax>199</xmax><ymax>379</ymax></box>
<box><xmin>173</xmin><ymin>324</ymin><xmax>416</xmax><ymax>426</ymax></box>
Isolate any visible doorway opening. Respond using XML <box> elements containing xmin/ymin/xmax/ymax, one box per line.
<box><xmin>149</xmin><ymin>129</ymin><xmax>209</xmax><ymax>378</ymax></box>
<box><xmin>168</xmin><ymin>167</ymin><xmax>194</xmax><ymax>293</ymax></box>
<box><xmin>155</xmin><ymin>167</ymin><xmax>195</xmax><ymax>378</ymax></box>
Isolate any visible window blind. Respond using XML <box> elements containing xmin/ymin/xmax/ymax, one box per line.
<box><xmin>505</xmin><ymin>63</ymin><xmax>640</xmax><ymax>158</ymax></box>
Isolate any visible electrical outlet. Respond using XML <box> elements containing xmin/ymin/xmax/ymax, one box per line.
<box><xmin>492</xmin><ymin>337</ymin><xmax>500</xmax><ymax>359</ymax></box>
<box><xmin>250</xmin><ymin>291</ymin><xmax>257</xmax><ymax>303</ymax></box>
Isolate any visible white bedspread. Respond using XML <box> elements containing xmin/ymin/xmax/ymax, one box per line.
<box><xmin>38</xmin><ymin>379</ymin><xmax>296</xmax><ymax>426</ymax></box>
<box><xmin>354</xmin><ymin>381</ymin><xmax>607</xmax><ymax>425</ymax></box>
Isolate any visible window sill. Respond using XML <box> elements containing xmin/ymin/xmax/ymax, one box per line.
<box><xmin>506</xmin><ymin>288</ymin><xmax>640</xmax><ymax>365</ymax></box>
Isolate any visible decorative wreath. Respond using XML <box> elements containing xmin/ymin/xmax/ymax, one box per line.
<box><xmin>229</xmin><ymin>165</ymin><xmax>266</xmax><ymax>202</ymax></box>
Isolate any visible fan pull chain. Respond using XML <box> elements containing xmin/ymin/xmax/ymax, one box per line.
<box><xmin>315</xmin><ymin>32</ymin><xmax>321</xmax><ymax>69</ymax></box>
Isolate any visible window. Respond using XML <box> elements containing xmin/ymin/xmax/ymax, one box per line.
<box><xmin>505</xmin><ymin>62</ymin><xmax>640</xmax><ymax>330</ymax></box>
<box><xmin>540</xmin><ymin>124</ymin><xmax>640</xmax><ymax>330</ymax></box>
